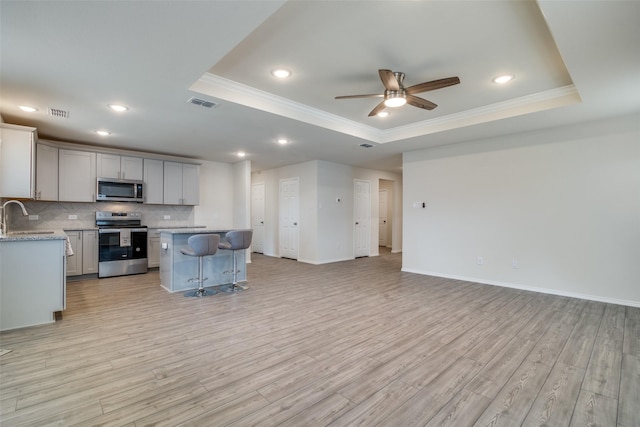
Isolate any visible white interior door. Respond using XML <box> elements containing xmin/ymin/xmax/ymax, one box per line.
<box><xmin>379</xmin><ymin>189</ymin><xmax>388</xmax><ymax>247</ymax></box>
<box><xmin>279</xmin><ymin>177</ymin><xmax>299</xmax><ymax>260</ymax></box>
<box><xmin>354</xmin><ymin>179</ymin><xmax>371</xmax><ymax>258</ymax></box>
<box><xmin>251</xmin><ymin>182</ymin><xmax>265</xmax><ymax>254</ymax></box>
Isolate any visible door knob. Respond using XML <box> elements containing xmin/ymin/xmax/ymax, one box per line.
<box><xmin>355</xmin><ymin>222</ymin><xmax>359</xmax><ymax>225</ymax></box>
<box><xmin>293</xmin><ymin>222</ymin><xmax>298</xmax><ymax>225</ymax></box>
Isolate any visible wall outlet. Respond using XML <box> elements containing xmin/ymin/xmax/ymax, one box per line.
<box><xmin>68</xmin><ymin>214</ymin><xmax>78</xmax><ymax>220</ymax></box>
<box><xmin>512</xmin><ymin>259</ymin><xmax>520</xmax><ymax>269</ymax></box>
<box><xmin>28</xmin><ymin>215</ymin><xmax>39</xmax><ymax>220</ymax></box>
<box><xmin>164</xmin><ymin>215</ymin><xmax>171</xmax><ymax>220</ymax></box>
<box><xmin>477</xmin><ymin>256</ymin><xmax>484</xmax><ymax>265</ymax></box>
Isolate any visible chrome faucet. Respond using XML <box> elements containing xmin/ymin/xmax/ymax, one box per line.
<box><xmin>1</xmin><ymin>200</ymin><xmax>29</xmax><ymax>236</ymax></box>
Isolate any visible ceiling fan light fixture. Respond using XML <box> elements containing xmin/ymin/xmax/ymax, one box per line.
<box><xmin>384</xmin><ymin>96</ymin><xmax>406</xmax><ymax>108</ymax></box>
<box><xmin>277</xmin><ymin>138</ymin><xmax>289</xmax><ymax>145</ymax></box>
<box><xmin>377</xmin><ymin>111</ymin><xmax>389</xmax><ymax>118</ymax></box>
<box><xmin>237</xmin><ymin>151</ymin><xmax>246</xmax><ymax>158</ymax></box>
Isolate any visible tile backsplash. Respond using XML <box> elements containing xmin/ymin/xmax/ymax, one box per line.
<box><xmin>6</xmin><ymin>201</ymin><xmax>194</xmax><ymax>230</ymax></box>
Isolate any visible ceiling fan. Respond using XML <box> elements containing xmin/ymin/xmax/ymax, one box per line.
<box><xmin>335</xmin><ymin>69</ymin><xmax>460</xmax><ymax>117</ymax></box>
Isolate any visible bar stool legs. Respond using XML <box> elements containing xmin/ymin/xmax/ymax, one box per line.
<box><xmin>218</xmin><ymin>230</ymin><xmax>253</xmax><ymax>292</ymax></box>
<box><xmin>181</xmin><ymin>234</ymin><xmax>220</xmax><ymax>298</ymax></box>
<box><xmin>183</xmin><ymin>255</ymin><xmax>217</xmax><ymax>297</ymax></box>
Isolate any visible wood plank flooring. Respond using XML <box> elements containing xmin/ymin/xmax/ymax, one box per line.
<box><xmin>1</xmin><ymin>249</ymin><xmax>638</xmax><ymax>426</ymax></box>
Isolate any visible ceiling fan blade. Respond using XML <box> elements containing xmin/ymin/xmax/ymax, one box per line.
<box><xmin>368</xmin><ymin>101</ymin><xmax>387</xmax><ymax>117</ymax></box>
<box><xmin>407</xmin><ymin>94</ymin><xmax>437</xmax><ymax>110</ymax></box>
<box><xmin>379</xmin><ymin>69</ymin><xmax>400</xmax><ymax>91</ymax></box>
<box><xmin>406</xmin><ymin>76</ymin><xmax>460</xmax><ymax>94</ymax></box>
<box><xmin>335</xmin><ymin>94</ymin><xmax>384</xmax><ymax>100</ymax></box>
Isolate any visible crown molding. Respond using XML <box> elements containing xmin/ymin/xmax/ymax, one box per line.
<box><xmin>191</xmin><ymin>73</ymin><xmax>580</xmax><ymax>145</ymax></box>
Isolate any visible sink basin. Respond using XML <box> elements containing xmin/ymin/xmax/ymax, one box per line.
<box><xmin>8</xmin><ymin>230</ymin><xmax>55</xmax><ymax>235</ymax></box>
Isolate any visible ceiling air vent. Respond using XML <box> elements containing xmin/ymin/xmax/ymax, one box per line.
<box><xmin>360</xmin><ymin>143</ymin><xmax>374</xmax><ymax>148</ymax></box>
<box><xmin>187</xmin><ymin>97</ymin><xmax>218</xmax><ymax>109</ymax></box>
<box><xmin>48</xmin><ymin>108</ymin><xmax>69</xmax><ymax>118</ymax></box>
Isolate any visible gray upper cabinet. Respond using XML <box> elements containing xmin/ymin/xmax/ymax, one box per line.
<box><xmin>97</xmin><ymin>153</ymin><xmax>143</xmax><ymax>181</ymax></box>
<box><xmin>59</xmin><ymin>149</ymin><xmax>97</xmax><ymax>202</ymax></box>
<box><xmin>35</xmin><ymin>143</ymin><xmax>59</xmax><ymax>201</ymax></box>
<box><xmin>0</xmin><ymin>124</ymin><xmax>37</xmax><ymax>199</ymax></box>
<box><xmin>163</xmin><ymin>161</ymin><xmax>199</xmax><ymax>205</ymax></box>
<box><xmin>143</xmin><ymin>158</ymin><xmax>164</xmax><ymax>204</ymax></box>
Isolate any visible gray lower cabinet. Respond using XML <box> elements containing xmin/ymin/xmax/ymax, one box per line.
<box><xmin>0</xmin><ymin>238</ymin><xmax>66</xmax><ymax>331</ymax></box>
<box><xmin>65</xmin><ymin>230</ymin><xmax>98</xmax><ymax>276</ymax></box>
<box><xmin>82</xmin><ymin>230</ymin><xmax>98</xmax><ymax>274</ymax></box>
<box><xmin>65</xmin><ymin>231</ymin><xmax>82</xmax><ymax>276</ymax></box>
<box><xmin>148</xmin><ymin>229</ymin><xmax>161</xmax><ymax>268</ymax></box>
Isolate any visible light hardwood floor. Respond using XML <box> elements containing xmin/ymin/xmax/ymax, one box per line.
<box><xmin>1</xmin><ymin>249</ymin><xmax>638</xmax><ymax>426</ymax></box>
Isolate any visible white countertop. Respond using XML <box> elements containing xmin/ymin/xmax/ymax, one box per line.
<box><xmin>0</xmin><ymin>229</ymin><xmax>68</xmax><ymax>242</ymax></box>
<box><xmin>159</xmin><ymin>228</ymin><xmax>250</xmax><ymax>234</ymax></box>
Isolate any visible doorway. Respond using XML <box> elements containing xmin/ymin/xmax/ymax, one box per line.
<box><xmin>379</xmin><ymin>178</ymin><xmax>396</xmax><ymax>253</ymax></box>
<box><xmin>251</xmin><ymin>182</ymin><xmax>265</xmax><ymax>254</ymax></box>
<box><xmin>354</xmin><ymin>179</ymin><xmax>371</xmax><ymax>258</ymax></box>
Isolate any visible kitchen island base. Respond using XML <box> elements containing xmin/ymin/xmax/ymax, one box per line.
<box><xmin>159</xmin><ymin>229</ymin><xmax>248</xmax><ymax>293</ymax></box>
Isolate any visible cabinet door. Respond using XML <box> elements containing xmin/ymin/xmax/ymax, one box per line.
<box><xmin>65</xmin><ymin>231</ymin><xmax>83</xmax><ymax>276</ymax></box>
<box><xmin>147</xmin><ymin>230</ymin><xmax>161</xmax><ymax>268</ymax></box>
<box><xmin>143</xmin><ymin>159</ymin><xmax>164</xmax><ymax>204</ymax></box>
<box><xmin>36</xmin><ymin>144</ymin><xmax>59</xmax><ymax>201</ymax></box>
<box><xmin>181</xmin><ymin>164</ymin><xmax>200</xmax><ymax>205</ymax></box>
<box><xmin>163</xmin><ymin>161</ymin><xmax>183</xmax><ymax>205</ymax></box>
<box><xmin>96</xmin><ymin>153</ymin><xmax>121</xmax><ymax>179</ymax></box>
<box><xmin>82</xmin><ymin>230</ymin><xmax>98</xmax><ymax>274</ymax></box>
<box><xmin>0</xmin><ymin>125</ymin><xmax>36</xmax><ymax>198</ymax></box>
<box><xmin>59</xmin><ymin>150</ymin><xmax>97</xmax><ymax>202</ymax></box>
<box><xmin>121</xmin><ymin>156</ymin><xmax>143</xmax><ymax>180</ymax></box>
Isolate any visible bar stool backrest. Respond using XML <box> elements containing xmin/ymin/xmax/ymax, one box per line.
<box><xmin>184</xmin><ymin>234</ymin><xmax>220</xmax><ymax>257</ymax></box>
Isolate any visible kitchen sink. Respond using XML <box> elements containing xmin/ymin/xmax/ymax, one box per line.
<box><xmin>8</xmin><ymin>230</ymin><xmax>55</xmax><ymax>235</ymax></box>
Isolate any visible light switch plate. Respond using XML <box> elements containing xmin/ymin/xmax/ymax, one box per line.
<box><xmin>68</xmin><ymin>214</ymin><xmax>78</xmax><ymax>220</ymax></box>
<box><xmin>164</xmin><ymin>215</ymin><xmax>171</xmax><ymax>220</ymax></box>
<box><xmin>29</xmin><ymin>215</ymin><xmax>39</xmax><ymax>220</ymax></box>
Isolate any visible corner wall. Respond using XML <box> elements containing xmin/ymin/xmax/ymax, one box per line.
<box><xmin>402</xmin><ymin>113</ymin><xmax>640</xmax><ymax>306</ymax></box>
<box><xmin>253</xmin><ymin>160</ymin><xmax>402</xmax><ymax>265</ymax></box>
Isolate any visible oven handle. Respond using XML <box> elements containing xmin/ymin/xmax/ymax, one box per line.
<box><xmin>98</xmin><ymin>228</ymin><xmax>148</xmax><ymax>234</ymax></box>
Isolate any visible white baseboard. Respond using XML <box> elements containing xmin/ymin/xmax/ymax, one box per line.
<box><xmin>401</xmin><ymin>268</ymin><xmax>640</xmax><ymax>308</ymax></box>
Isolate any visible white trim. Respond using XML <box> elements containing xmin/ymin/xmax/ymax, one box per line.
<box><xmin>401</xmin><ymin>268</ymin><xmax>640</xmax><ymax>308</ymax></box>
<box><xmin>298</xmin><ymin>256</ymin><xmax>354</xmax><ymax>265</ymax></box>
<box><xmin>191</xmin><ymin>73</ymin><xmax>580</xmax><ymax>145</ymax></box>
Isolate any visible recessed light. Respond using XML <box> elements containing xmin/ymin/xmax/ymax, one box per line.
<box><xmin>271</xmin><ymin>69</ymin><xmax>291</xmax><ymax>78</ymax></box>
<box><xmin>493</xmin><ymin>74</ymin><xmax>514</xmax><ymax>84</ymax></box>
<box><xmin>96</xmin><ymin>130</ymin><xmax>111</xmax><ymax>136</ymax></box>
<box><xmin>237</xmin><ymin>151</ymin><xmax>246</xmax><ymax>158</ymax></box>
<box><xmin>18</xmin><ymin>105</ymin><xmax>37</xmax><ymax>112</ymax></box>
<box><xmin>108</xmin><ymin>104</ymin><xmax>129</xmax><ymax>112</ymax></box>
<box><xmin>377</xmin><ymin>111</ymin><xmax>389</xmax><ymax>118</ymax></box>
<box><xmin>277</xmin><ymin>138</ymin><xmax>289</xmax><ymax>145</ymax></box>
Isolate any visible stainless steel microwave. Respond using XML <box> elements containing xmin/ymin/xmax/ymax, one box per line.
<box><xmin>96</xmin><ymin>178</ymin><xmax>144</xmax><ymax>203</ymax></box>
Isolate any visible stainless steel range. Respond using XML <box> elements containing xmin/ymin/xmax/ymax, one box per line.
<box><xmin>96</xmin><ymin>211</ymin><xmax>148</xmax><ymax>278</ymax></box>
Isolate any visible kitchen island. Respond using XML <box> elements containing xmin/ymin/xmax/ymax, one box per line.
<box><xmin>0</xmin><ymin>230</ymin><xmax>67</xmax><ymax>331</ymax></box>
<box><xmin>159</xmin><ymin>229</ymin><xmax>250</xmax><ymax>293</ymax></box>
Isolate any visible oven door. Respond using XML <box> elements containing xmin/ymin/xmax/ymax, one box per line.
<box><xmin>98</xmin><ymin>228</ymin><xmax>148</xmax><ymax>278</ymax></box>
<box><xmin>98</xmin><ymin>228</ymin><xmax>148</xmax><ymax>261</ymax></box>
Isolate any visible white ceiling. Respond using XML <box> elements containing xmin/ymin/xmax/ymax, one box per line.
<box><xmin>1</xmin><ymin>1</ymin><xmax>638</xmax><ymax>173</ymax></box>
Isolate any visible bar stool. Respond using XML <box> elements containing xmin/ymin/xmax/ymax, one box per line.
<box><xmin>181</xmin><ymin>234</ymin><xmax>220</xmax><ymax>297</ymax></box>
<box><xmin>218</xmin><ymin>230</ymin><xmax>253</xmax><ymax>292</ymax></box>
